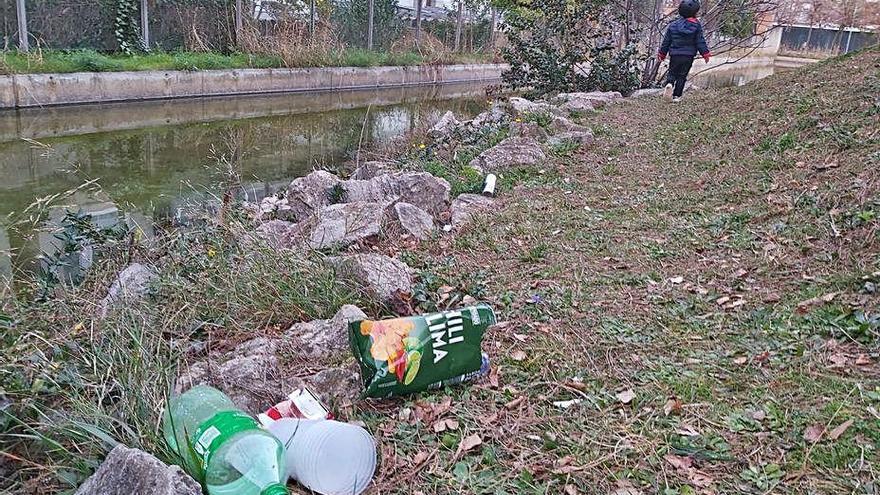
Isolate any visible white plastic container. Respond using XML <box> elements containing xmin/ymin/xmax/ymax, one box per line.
<box><xmin>267</xmin><ymin>418</ymin><xmax>376</xmax><ymax>495</ymax></box>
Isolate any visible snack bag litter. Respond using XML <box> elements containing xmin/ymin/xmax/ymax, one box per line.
<box><xmin>349</xmin><ymin>304</ymin><xmax>496</xmax><ymax>398</ymax></box>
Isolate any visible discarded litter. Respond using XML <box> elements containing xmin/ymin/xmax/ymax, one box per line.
<box><xmin>482</xmin><ymin>173</ymin><xmax>497</xmax><ymax>197</ymax></box>
<box><xmin>349</xmin><ymin>304</ymin><xmax>497</xmax><ymax>397</ymax></box>
<box><xmin>258</xmin><ymin>388</ymin><xmax>332</xmax><ymax>426</ymax></box>
<box><xmin>267</xmin><ymin>418</ymin><xmax>376</xmax><ymax>495</ymax></box>
<box><xmin>163</xmin><ymin>385</ymin><xmax>289</xmax><ymax>495</ymax></box>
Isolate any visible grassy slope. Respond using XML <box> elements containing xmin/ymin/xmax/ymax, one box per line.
<box><xmin>361</xmin><ymin>49</ymin><xmax>880</xmax><ymax>494</ymax></box>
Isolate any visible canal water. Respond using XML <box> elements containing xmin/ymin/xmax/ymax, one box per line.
<box><xmin>0</xmin><ymin>83</ymin><xmax>488</xmax><ymax>290</ymax></box>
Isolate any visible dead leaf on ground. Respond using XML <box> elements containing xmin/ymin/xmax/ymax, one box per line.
<box><xmin>412</xmin><ymin>451</ymin><xmax>430</xmax><ymax>465</ymax></box>
<box><xmin>432</xmin><ymin>418</ymin><xmax>459</xmax><ymax>433</ymax></box>
<box><xmin>856</xmin><ymin>354</ymin><xmax>872</xmax><ymax>366</ymax></box>
<box><xmin>751</xmin><ymin>410</ymin><xmax>766</xmax><ymax>421</ymax></box>
<box><xmin>505</xmin><ymin>396</ymin><xmax>526</xmax><ymax>410</ymax></box>
<box><xmin>804</xmin><ymin>424</ymin><xmax>825</xmax><ymax>443</ymax></box>
<box><xmin>733</xmin><ymin>356</ymin><xmax>749</xmax><ymax>365</ymax></box>
<box><xmin>813</xmin><ymin>161</ymin><xmax>840</xmax><ymax>171</ymax></box>
<box><xmin>663</xmin><ymin>397</ymin><xmax>683</xmax><ymax>416</ymax></box>
<box><xmin>456</xmin><ymin>434</ymin><xmax>482</xmax><ymax>455</ymax></box>
<box><xmin>488</xmin><ymin>366</ymin><xmax>500</xmax><ymax>388</ymax></box>
<box><xmin>828</xmin><ymin>353</ymin><xmax>848</xmax><ymax>367</ymax></box>
<box><xmin>664</xmin><ymin>454</ymin><xmax>694</xmax><ymax>471</ymax></box>
<box><xmin>564</xmin><ymin>485</ymin><xmax>578</xmax><ymax>495</ymax></box>
<box><xmin>763</xmin><ymin>292</ymin><xmax>781</xmax><ymax>303</ymax></box>
<box><xmin>477</xmin><ymin>412</ymin><xmax>498</xmax><ymax>426</ymax></box>
<box><xmin>716</xmin><ymin>296</ymin><xmax>731</xmax><ymax>306</ymax></box>
<box><xmin>796</xmin><ymin>292</ymin><xmax>840</xmax><ymax>314</ymax></box>
<box><xmin>669</xmin><ymin>276</ymin><xmax>684</xmax><ymax>284</ymax></box>
<box><xmin>511</xmin><ymin>350</ymin><xmax>528</xmax><ymax>361</ymax></box>
<box><xmin>828</xmin><ymin>419</ymin><xmax>854</xmax><ymax>441</ymax></box>
<box><xmin>616</xmin><ymin>389</ymin><xmax>636</xmax><ymax>405</ymax></box>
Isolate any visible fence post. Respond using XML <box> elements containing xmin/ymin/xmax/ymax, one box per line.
<box><xmin>140</xmin><ymin>0</ymin><xmax>150</xmax><ymax>49</ymax></box>
<box><xmin>235</xmin><ymin>0</ymin><xmax>243</xmax><ymax>46</ymax></box>
<box><xmin>844</xmin><ymin>29</ymin><xmax>853</xmax><ymax>53</ymax></box>
<box><xmin>487</xmin><ymin>7</ymin><xmax>497</xmax><ymax>51</ymax></box>
<box><xmin>454</xmin><ymin>0</ymin><xmax>463</xmax><ymax>52</ymax></box>
<box><xmin>367</xmin><ymin>0</ymin><xmax>374</xmax><ymax>50</ymax></box>
<box><xmin>414</xmin><ymin>0</ymin><xmax>422</xmax><ymax>45</ymax></box>
<box><xmin>310</xmin><ymin>0</ymin><xmax>316</xmax><ymax>35</ymax></box>
<box><xmin>15</xmin><ymin>0</ymin><xmax>28</xmax><ymax>52</ymax></box>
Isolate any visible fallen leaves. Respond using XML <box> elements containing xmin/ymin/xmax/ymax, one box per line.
<box><xmin>803</xmin><ymin>424</ymin><xmax>825</xmax><ymax>443</ymax></box>
<box><xmin>828</xmin><ymin>419</ymin><xmax>853</xmax><ymax>441</ymax></box>
<box><xmin>616</xmin><ymin>389</ymin><xmax>635</xmax><ymax>405</ymax></box>
<box><xmin>664</xmin><ymin>454</ymin><xmax>714</xmax><ymax>488</ymax></box>
<box><xmin>456</xmin><ymin>434</ymin><xmax>482</xmax><ymax>456</ymax></box>
<box><xmin>432</xmin><ymin>418</ymin><xmax>459</xmax><ymax>433</ymax></box>
<box><xmin>663</xmin><ymin>397</ymin><xmax>683</xmax><ymax>416</ymax></box>
<box><xmin>511</xmin><ymin>350</ymin><xmax>528</xmax><ymax>361</ymax></box>
<box><xmin>505</xmin><ymin>396</ymin><xmax>527</xmax><ymax>410</ymax></box>
<box><xmin>795</xmin><ymin>292</ymin><xmax>839</xmax><ymax>314</ymax></box>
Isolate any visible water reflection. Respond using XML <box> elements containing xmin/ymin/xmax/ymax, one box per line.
<box><xmin>0</xmin><ymin>84</ymin><xmax>487</xmax><ymax>288</ymax></box>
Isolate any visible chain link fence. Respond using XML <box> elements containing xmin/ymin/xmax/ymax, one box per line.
<box><xmin>0</xmin><ymin>0</ymin><xmax>497</xmax><ymax>55</ymax></box>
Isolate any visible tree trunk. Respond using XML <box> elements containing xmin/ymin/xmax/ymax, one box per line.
<box><xmin>15</xmin><ymin>0</ymin><xmax>27</xmax><ymax>52</ymax></box>
<box><xmin>234</xmin><ymin>0</ymin><xmax>243</xmax><ymax>47</ymax></box>
<box><xmin>488</xmin><ymin>7</ymin><xmax>497</xmax><ymax>52</ymax></box>
<box><xmin>454</xmin><ymin>0</ymin><xmax>463</xmax><ymax>52</ymax></box>
<box><xmin>414</xmin><ymin>0</ymin><xmax>422</xmax><ymax>45</ymax></box>
<box><xmin>140</xmin><ymin>0</ymin><xmax>150</xmax><ymax>49</ymax></box>
<box><xmin>367</xmin><ymin>0</ymin><xmax>375</xmax><ymax>49</ymax></box>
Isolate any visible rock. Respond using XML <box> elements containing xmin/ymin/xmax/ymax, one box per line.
<box><xmin>258</xmin><ymin>195</ymin><xmax>292</xmax><ymax>220</ymax></box>
<box><xmin>554</xmin><ymin>91</ymin><xmax>623</xmax><ymax>109</ymax></box>
<box><xmin>286</xmin><ymin>304</ymin><xmax>367</xmax><ymax>359</ymax></box>
<box><xmin>469</xmin><ymin>102</ymin><xmax>507</xmax><ymax>128</ymax></box>
<box><xmin>509</xmin><ymin>121</ymin><xmax>549</xmax><ymax>141</ymax></box>
<box><xmin>329</xmin><ymin>253</ymin><xmax>413</xmax><ymax>303</ymax></box>
<box><xmin>560</xmin><ymin>98</ymin><xmax>596</xmax><ymax>113</ymax></box>
<box><xmin>631</xmin><ymin>88</ymin><xmax>664</xmax><ymax>98</ymax></box>
<box><xmin>340</xmin><ymin>172</ymin><xmax>450</xmax><ymax>217</ymax></box>
<box><xmin>351</xmin><ymin>161</ymin><xmax>395</xmax><ymax>180</ymax></box>
<box><xmin>256</xmin><ymin>219</ymin><xmax>298</xmax><ymax>249</ymax></box>
<box><xmin>469</xmin><ymin>137</ymin><xmax>547</xmax><ymax>173</ymax></box>
<box><xmin>390</xmin><ymin>202</ymin><xmax>435</xmax><ymax>240</ymax></box>
<box><xmin>74</xmin><ymin>445</ymin><xmax>201</xmax><ymax>495</ymax></box>
<box><xmin>177</xmin><ymin>307</ymin><xmax>366</xmax><ymax>413</ymax></box>
<box><xmin>99</xmin><ymin>263</ymin><xmax>157</xmax><ymax>317</ymax></box>
<box><xmin>508</xmin><ymin>97</ymin><xmax>561</xmax><ymax>117</ymax></box>
<box><xmin>548</xmin><ymin>131</ymin><xmax>595</xmax><ymax>147</ymax></box>
<box><xmin>549</xmin><ymin>116</ymin><xmax>591</xmax><ymax>134</ymax></box>
<box><xmin>294</xmin><ymin>201</ymin><xmax>385</xmax><ymax>250</ymax></box>
<box><xmin>428</xmin><ymin>111</ymin><xmax>461</xmax><ymax>139</ymax></box>
<box><xmin>451</xmin><ymin>193</ymin><xmax>496</xmax><ymax>227</ymax></box>
<box><xmin>285</xmin><ymin>170</ymin><xmax>342</xmax><ymax>222</ymax></box>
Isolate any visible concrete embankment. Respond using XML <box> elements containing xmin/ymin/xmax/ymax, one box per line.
<box><xmin>0</xmin><ymin>64</ymin><xmax>505</xmax><ymax>109</ymax></box>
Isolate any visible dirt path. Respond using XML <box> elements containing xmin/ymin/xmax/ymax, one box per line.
<box><xmin>363</xmin><ymin>49</ymin><xmax>880</xmax><ymax>494</ymax></box>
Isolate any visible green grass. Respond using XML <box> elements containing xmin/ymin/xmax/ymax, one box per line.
<box><xmin>0</xmin><ymin>48</ymin><xmax>492</xmax><ymax>74</ymax></box>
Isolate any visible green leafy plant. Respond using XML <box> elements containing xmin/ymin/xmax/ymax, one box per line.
<box><xmin>114</xmin><ymin>0</ymin><xmax>143</xmax><ymax>54</ymax></box>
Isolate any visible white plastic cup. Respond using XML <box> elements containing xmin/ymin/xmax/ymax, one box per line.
<box><xmin>267</xmin><ymin>418</ymin><xmax>376</xmax><ymax>495</ymax></box>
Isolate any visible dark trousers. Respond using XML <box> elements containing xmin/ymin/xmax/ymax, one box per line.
<box><xmin>666</xmin><ymin>55</ymin><xmax>694</xmax><ymax>98</ymax></box>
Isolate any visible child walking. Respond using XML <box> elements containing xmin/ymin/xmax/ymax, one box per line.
<box><xmin>658</xmin><ymin>0</ymin><xmax>711</xmax><ymax>102</ymax></box>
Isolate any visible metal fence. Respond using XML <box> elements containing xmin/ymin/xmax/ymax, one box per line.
<box><xmin>780</xmin><ymin>25</ymin><xmax>878</xmax><ymax>56</ymax></box>
<box><xmin>0</xmin><ymin>0</ymin><xmax>495</xmax><ymax>54</ymax></box>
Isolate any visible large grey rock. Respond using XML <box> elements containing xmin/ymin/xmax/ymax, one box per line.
<box><xmin>340</xmin><ymin>172</ymin><xmax>450</xmax><ymax>217</ymax></box>
<box><xmin>508</xmin><ymin>97</ymin><xmax>562</xmax><ymax>117</ymax></box>
<box><xmin>256</xmin><ymin>219</ymin><xmax>298</xmax><ymax>249</ymax></box>
<box><xmin>631</xmin><ymin>88</ymin><xmax>663</xmax><ymax>98</ymax></box>
<box><xmin>451</xmin><ymin>194</ymin><xmax>496</xmax><ymax>227</ymax></box>
<box><xmin>295</xmin><ymin>201</ymin><xmax>386</xmax><ymax>250</ymax></box>
<box><xmin>548</xmin><ymin>130</ymin><xmax>595</xmax><ymax>148</ymax></box>
<box><xmin>560</xmin><ymin>98</ymin><xmax>596</xmax><ymax>113</ymax></box>
<box><xmin>177</xmin><ymin>306</ymin><xmax>366</xmax><ymax>413</ymax></box>
<box><xmin>554</xmin><ymin>91</ymin><xmax>623</xmax><ymax>109</ymax></box>
<box><xmin>99</xmin><ymin>263</ymin><xmax>157</xmax><ymax>317</ymax></box>
<box><xmin>469</xmin><ymin>137</ymin><xmax>547</xmax><ymax>173</ymax></box>
<box><xmin>329</xmin><ymin>253</ymin><xmax>413</xmax><ymax>303</ymax></box>
<box><xmin>351</xmin><ymin>161</ymin><xmax>395</xmax><ymax>180</ymax></box>
<box><xmin>509</xmin><ymin>121</ymin><xmax>549</xmax><ymax>141</ymax></box>
<box><xmin>550</xmin><ymin>116</ymin><xmax>591</xmax><ymax>134</ymax></box>
<box><xmin>75</xmin><ymin>445</ymin><xmax>200</xmax><ymax>495</ymax></box>
<box><xmin>469</xmin><ymin>102</ymin><xmax>507</xmax><ymax>129</ymax></box>
<box><xmin>390</xmin><ymin>202</ymin><xmax>435</xmax><ymax>240</ymax></box>
<box><xmin>285</xmin><ymin>170</ymin><xmax>341</xmax><ymax>222</ymax></box>
<box><xmin>285</xmin><ymin>304</ymin><xmax>367</xmax><ymax>359</ymax></box>
<box><xmin>428</xmin><ymin>111</ymin><xmax>462</xmax><ymax>139</ymax></box>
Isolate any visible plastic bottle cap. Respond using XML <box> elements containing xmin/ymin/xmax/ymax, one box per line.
<box><xmin>260</xmin><ymin>483</ymin><xmax>289</xmax><ymax>495</ymax></box>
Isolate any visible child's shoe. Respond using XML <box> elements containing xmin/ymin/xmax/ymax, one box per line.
<box><xmin>672</xmin><ymin>96</ymin><xmax>682</xmax><ymax>103</ymax></box>
<box><xmin>662</xmin><ymin>83</ymin><xmax>674</xmax><ymax>102</ymax></box>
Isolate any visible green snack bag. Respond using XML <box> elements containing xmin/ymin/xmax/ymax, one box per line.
<box><xmin>349</xmin><ymin>304</ymin><xmax>496</xmax><ymax>398</ymax></box>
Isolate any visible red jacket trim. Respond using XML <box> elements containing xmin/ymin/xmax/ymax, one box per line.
<box><xmin>686</xmin><ymin>17</ymin><xmax>699</xmax><ymax>23</ymax></box>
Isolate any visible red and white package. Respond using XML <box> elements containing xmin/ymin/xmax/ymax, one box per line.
<box><xmin>258</xmin><ymin>388</ymin><xmax>333</xmax><ymax>426</ymax></box>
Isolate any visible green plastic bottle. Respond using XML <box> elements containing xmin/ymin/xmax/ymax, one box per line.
<box><xmin>163</xmin><ymin>385</ymin><xmax>289</xmax><ymax>495</ymax></box>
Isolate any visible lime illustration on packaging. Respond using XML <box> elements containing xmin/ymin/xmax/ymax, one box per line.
<box><xmin>349</xmin><ymin>304</ymin><xmax>497</xmax><ymax>397</ymax></box>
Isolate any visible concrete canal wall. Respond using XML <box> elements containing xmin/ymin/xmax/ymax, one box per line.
<box><xmin>0</xmin><ymin>64</ymin><xmax>505</xmax><ymax>109</ymax></box>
